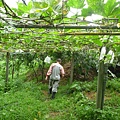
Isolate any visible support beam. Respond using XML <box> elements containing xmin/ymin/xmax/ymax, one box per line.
<box><xmin>60</xmin><ymin>32</ymin><xmax>120</xmax><ymax>36</ymax></box>
<box><xmin>2</xmin><ymin>31</ymin><xmax>120</xmax><ymax>35</ymax></box>
<box><xmin>14</xmin><ymin>24</ymin><xmax>119</xmax><ymax>29</ymax></box>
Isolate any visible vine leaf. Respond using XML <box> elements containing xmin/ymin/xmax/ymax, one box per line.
<box><xmin>17</xmin><ymin>1</ymin><xmax>32</xmax><ymax>16</ymax></box>
<box><xmin>91</xmin><ymin>39</ymin><xmax>103</xmax><ymax>47</ymax></box>
<box><xmin>81</xmin><ymin>7</ymin><xmax>93</xmax><ymax>17</ymax></box>
<box><xmin>86</xmin><ymin>0</ymin><xmax>104</xmax><ymax>15</ymax></box>
<box><xmin>67</xmin><ymin>0</ymin><xmax>85</xmax><ymax>9</ymax></box>
<box><xmin>103</xmin><ymin>0</ymin><xmax>119</xmax><ymax>17</ymax></box>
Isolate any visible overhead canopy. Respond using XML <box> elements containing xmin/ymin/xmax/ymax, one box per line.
<box><xmin>0</xmin><ymin>0</ymin><xmax>120</xmax><ymax>52</ymax></box>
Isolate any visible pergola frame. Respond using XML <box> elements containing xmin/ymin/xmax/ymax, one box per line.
<box><xmin>1</xmin><ymin>18</ymin><xmax>120</xmax><ymax>110</ymax></box>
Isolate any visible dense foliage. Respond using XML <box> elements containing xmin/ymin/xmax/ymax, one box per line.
<box><xmin>0</xmin><ymin>0</ymin><xmax>120</xmax><ymax>53</ymax></box>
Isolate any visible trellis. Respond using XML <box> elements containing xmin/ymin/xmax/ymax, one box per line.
<box><xmin>2</xmin><ymin>23</ymin><xmax>119</xmax><ymax>110</ymax></box>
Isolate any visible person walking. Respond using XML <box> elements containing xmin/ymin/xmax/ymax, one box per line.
<box><xmin>45</xmin><ymin>58</ymin><xmax>65</xmax><ymax>99</ymax></box>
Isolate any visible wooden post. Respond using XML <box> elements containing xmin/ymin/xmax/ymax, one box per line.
<box><xmin>4</xmin><ymin>52</ymin><xmax>10</xmax><ymax>92</ymax></box>
<box><xmin>101</xmin><ymin>63</ymin><xmax>108</xmax><ymax>108</ymax></box>
<box><xmin>42</xmin><ymin>59</ymin><xmax>45</xmax><ymax>81</ymax></box>
<box><xmin>97</xmin><ymin>46</ymin><xmax>109</xmax><ymax>109</ymax></box>
<box><xmin>70</xmin><ymin>53</ymin><xmax>74</xmax><ymax>84</ymax></box>
<box><xmin>96</xmin><ymin>60</ymin><xmax>105</xmax><ymax>109</ymax></box>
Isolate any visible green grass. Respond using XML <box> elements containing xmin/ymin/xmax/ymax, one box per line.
<box><xmin>0</xmin><ymin>78</ymin><xmax>120</xmax><ymax>120</ymax></box>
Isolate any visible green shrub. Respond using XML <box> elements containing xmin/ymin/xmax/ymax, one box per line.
<box><xmin>106</xmin><ymin>78</ymin><xmax>120</xmax><ymax>92</ymax></box>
